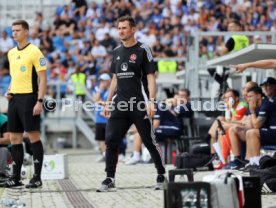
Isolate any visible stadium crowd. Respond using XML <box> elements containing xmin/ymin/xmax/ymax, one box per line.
<box><xmin>0</xmin><ymin>0</ymin><xmax>276</xmax><ymax>96</ymax></box>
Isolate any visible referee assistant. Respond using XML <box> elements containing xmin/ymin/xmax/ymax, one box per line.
<box><xmin>4</xmin><ymin>20</ymin><xmax>47</xmax><ymax>188</ymax></box>
<box><xmin>97</xmin><ymin>16</ymin><xmax>166</xmax><ymax>192</ymax></box>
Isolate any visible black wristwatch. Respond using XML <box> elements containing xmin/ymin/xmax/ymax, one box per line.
<box><xmin>37</xmin><ymin>98</ymin><xmax>43</xmax><ymax>103</ymax></box>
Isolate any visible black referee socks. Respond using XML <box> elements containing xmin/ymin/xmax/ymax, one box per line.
<box><xmin>11</xmin><ymin>143</ymin><xmax>24</xmax><ymax>181</ymax></box>
<box><xmin>31</xmin><ymin>140</ymin><xmax>44</xmax><ymax>179</ymax></box>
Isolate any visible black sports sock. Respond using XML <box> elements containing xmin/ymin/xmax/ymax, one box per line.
<box><xmin>234</xmin><ymin>155</ymin><xmax>241</xmax><ymax>160</ymax></box>
<box><xmin>31</xmin><ymin>140</ymin><xmax>44</xmax><ymax>179</ymax></box>
<box><xmin>11</xmin><ymin>144</ymin><xmax>24</xmax><ymax>181</ymax></box>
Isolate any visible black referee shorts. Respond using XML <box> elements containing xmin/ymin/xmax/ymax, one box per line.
<box><xmin>8</xmin><ymin>93</ymin><xmax>40</xmax><ymax>132</ymax></box>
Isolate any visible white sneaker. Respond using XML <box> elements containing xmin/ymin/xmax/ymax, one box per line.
<box><xmin>96</xmin><ymin>155</ymin><xmax>105</xmax><ymax>163</ymax></box>
<box><xmin>154</xmin><ymin>174</ymin><xmax>167</xmax><ymax>190</ymax></box>
<box><xmin>125</xmin><ymin>156</ymin><xmax>140</xmax><ymax>165</ymax></box>
<box><xmin>118</xmin><ymin>154</ymin><xmax>125</xmax><ymax>162</ymax></box>
<box><xmin>96</xmin><ymin>178</ymin><xmax>116</xmax><ymax>192</ymax></box>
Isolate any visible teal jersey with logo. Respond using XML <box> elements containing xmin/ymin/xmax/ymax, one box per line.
<box><xmin>0</xmin><ymin>113</ymin><xmax>8</xmax><ymax>128</ymax></box>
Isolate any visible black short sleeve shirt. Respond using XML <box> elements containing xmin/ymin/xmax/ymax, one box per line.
<box><xmin>110</xmin><ymin>42</ymin><xmax>157</xmax><ymax>102</ymax></box>
<box><xmin>259</xmin><ymin>97</ymin><xmax>276</xmax><ymax>128</ymax></box>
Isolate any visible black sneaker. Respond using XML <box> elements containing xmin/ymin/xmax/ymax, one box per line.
<box><xmin>154</xmin><ymin>174</ymin><xmax>166</xmax><ymax>190</ymax></box>
<box><xmin>240</xmin><ymin>164</ymin><xmax>259</xmax><ymax>172</ymax></box>
<box><xmin>4</xmin><ymin>177</ymin><xmax>23</xmax><ymax>188</ymax></box>
<box><xmin>96</xmin><ymin>178</ymin><xmax>116</xmax><ymax>192</ymax></box>
<box><xmin>25</xmin><ymin>177</ymin><xmax>42</xmax><ymax>189</ymax></box>
<box><xmin>0</xmin><ymin>173</ymin><xmax>9</xmax><ymax>183</ymax></box>
<box><xmin>230</xmin><ymin>159</ymin><xmax>246</xmax><ymax>170</ymax></box>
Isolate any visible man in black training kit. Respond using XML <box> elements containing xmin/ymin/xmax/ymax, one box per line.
<box><xmin>4</xmin><ymin>20</ymin><xmax>47</xmax><ymax>188</ymax></box>
<box><xmin>97</xmin><ymin>16</ymin><xmax>166</xmax><ymax>192</ymax></box>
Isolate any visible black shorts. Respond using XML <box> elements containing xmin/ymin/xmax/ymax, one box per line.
<box><xmin>95</xmin><ymin>123</ymin><xmax>106</xmax><ymax>141</ymax></box>
<box><xmin>155</xmin><ymin>128</ymin><xmax>181</xmax><ymax>142</ymax></box>
<box><xmin>260</xmin><ymin>128</ymin><xmax>276</xmax><ymax>146</ymax></box>
<box><xmin>8</xmin><ymin>93</ymin><xmax>40</xmax><ymax>132</ymax></box>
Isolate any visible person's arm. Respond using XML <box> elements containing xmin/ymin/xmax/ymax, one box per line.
<box><xmin>93</xmin><ymin>87</ymin><xmax>101</xmax><ymax>103</ymax></box>
<box><xmin>33</xmin><ymin>70</ymin><xmax>47</xmax><ymax>115</ymax></box>
<box><xmin>0</xmin><ymin>132</ymin><xmax>10</xmax><ymax>145</ymax></box>
<box><xmin>103</xmin><ymin>74</ymin><xmax>117</xmax><ymax>117</ymax></box>
<box><xmin>32</xmin><ymin>47</ymin><xmax>47</xmax><ymax>115</ymax></box>
<box><xmin>231</xmin><ymin>59</ymin><xmax>276</xmax><ymax>73</ymax></box>
<box><xmin>93</xmin><ymin>80</ymin><xmax>105</xmax><ymax>102</ymax></box>
<box><xmin>249</xmin><ymin>98</ymin><xmax>267</xmax><ymax>129</ymax></box>
<box><xmin>153</xmin><ymin>119</ymin><xmax>160</xmax><ymax>129</ymax></box>
<box><xmin>147</xmin><ymin>73</ymin><xmax>156</xmax><ymax>118</ymax></box>
<box><xmin>106</xmin><ymin>74</ymin><xmax>117</xmax><ymax>103</ymax></box>
<box><xmin>250</xmin><ymin>113</ymin><xmax>266</xmax><ymax>129</ymax></box>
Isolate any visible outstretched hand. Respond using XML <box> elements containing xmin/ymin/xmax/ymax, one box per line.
<box><xmin>230</xmin><ymin>64</ymin><xmax>248</xmax><ymax>73</ymax></box>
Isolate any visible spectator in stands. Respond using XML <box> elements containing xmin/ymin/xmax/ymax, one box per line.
<box><xmin>85</xmin><ymin>1</ymin><xmax>101</xmax><ymax>20</ymax></box>
<box><xmin>157</xmin><ymin>49</ymin><xmax>177</xmax><ymax>74</ymax></box>
<box><xmin>71</xmin><ymin>0</ymin><xmax>87</xmax><ymax>19</ymax></box>
<box><xmin>33</xmin><ymin>12</ymin><xmax>50</xmax><ymax>32</ymax></box>
<box><xmin>95</xmin><ymin>20</ymin><xmax>109</xmax><ymax>42</ymax></box>
<box><xmin>217</xmin><ymin>20</ymin><xmax>249</xmax><ymax>56</ymax></box>
<box><xmin>152</xmin><ymin>38</ymin><xmax>164</xmax><ymax>57</ymax></box>
<box><xmin>100</xmin><ymin>33</ymin><xmax>117</xmax><ymax>54</ymax></box>
<box><xmin>232</xmin><ymin>59</ymin><xmax>276</xmax><ymax>73</ymax></box>
<box><xmin>91</xmin><ymin>40</ymin><xmax>107</xmax><ymax>72</ymax></box>
<box><xmin>40</xmin><ymin>29</ymin><xmax>54</xmax><ymax>53</ymax></box>
<box><xmin>93</xmin><ymin>73</ymin><xmax>111</xmax><ymax>162</ymax></box>
<box><xmin>125</xmin><ymin>89</ymin><xmax>192</xmax><ymax>165</ymax></box>
<box><xmin>0</xmin><ymin>31</ymin><xmax>14</xmax><ymax>54</ymax></box>
<box><xmin>59</xmin><ymin>13</ymin><xmax>76</xmax><ymax>36</ymax></box>
<box><xmin>70</xmin><ymin>65</ymin><xmax>86</xmax><ymax>102</ymax></box>
<box><xmin>29</xmin><ymin>29</ymin><xmax>41</xmax><ymax>47</ymax></box>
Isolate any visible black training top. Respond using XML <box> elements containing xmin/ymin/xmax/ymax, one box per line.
<box><xmin>110</xmin><ymin>42</ymin><xmax>157</xmax><ymax>102</ymax></box>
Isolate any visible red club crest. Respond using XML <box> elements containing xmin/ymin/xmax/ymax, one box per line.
<box><xmin>130</xmin><ymin>54</ymin><xmax>137</xmax><ymax>61</ymax></box>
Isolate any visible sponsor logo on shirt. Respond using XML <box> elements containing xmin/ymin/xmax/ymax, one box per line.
<box><xmin>116</xmin><ymin>56</ymin><xmax>120</xmax><ymax>60</ymax></box>
<box><xmin>121</xmin><ymin>62</ymin><xmax>128</xmax><ymax>71</ymax></box>
<box><xmin>16</xmin><ymin>56</ymin><xmax>20</xmax><ymax>60</ymax></box>
<box><xmin>39</xmin><ymin>58</ymin><xmax>46</xmax><ymax>66</ymax></box>
<box><xmin>129</xmin><ymin>54</ymin><xmax>137</xmax><ymax>63</ymax></box>
<box><xmin>20</xmin><ymin>66</ymin><xmax>26</xmax><ymax>72</ymax></box>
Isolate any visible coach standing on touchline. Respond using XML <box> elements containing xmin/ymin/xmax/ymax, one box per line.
<box><xmin>4</xmin><ymin>20</ymin><xmax>47</xmax><ymax>188</ymax></box>
<box><xmin>97</xmin><ymin>16</ymin><xmax>166</xmax><ymax>192</ymax></box>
